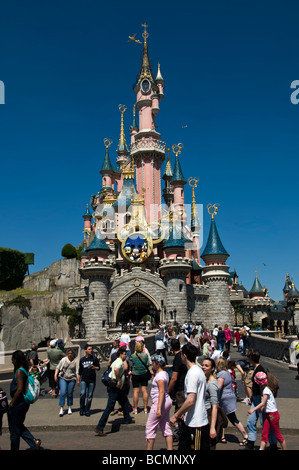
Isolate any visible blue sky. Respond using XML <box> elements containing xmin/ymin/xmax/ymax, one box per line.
<box><xmin>0</xmin><ymin>0</ymin><xmax>298</xmax><ymax>301</ymax></box>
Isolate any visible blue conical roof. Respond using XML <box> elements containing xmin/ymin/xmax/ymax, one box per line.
<box><xmin>86</xmin><ymin>229</ymin><xmax>111</xmax><ymax>252</ymax></box>
<box><xmin>100</xmin><ymin>147</ymin><xmax>114</xmax><ymax>174</ymax></box>
<box><xmin>171</xmin><ymin>154</ymin><xmax>186</xmax><ymax>184</ymax></box>
<box><xmin>201</xmin><ymin>218</ymin><xmax>229</xmax><ymax>257</ymax></box>
<box><xmin>163</xmin><ymin>223</ymin><xmax>187</xmax><ymax>249</ymax></box>
<box><xmin>249</xmin><ymin>275</ymin><xmax>264</xmax><ymax>294</ymax></box>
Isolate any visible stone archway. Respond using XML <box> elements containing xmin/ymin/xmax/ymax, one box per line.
<box><xmin>114</xmin><ymin>289</ymin><xmax>161</xmax><ymax>325</ymax></box>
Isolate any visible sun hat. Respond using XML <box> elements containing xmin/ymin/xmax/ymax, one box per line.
<box><xmin>254</xmin><ymin>371</ymin><xmax>268</xmax><ymax>386</ymax></box>
<box><xmin>151</xmin><ymin>355</ymin><xmax>166</xmax><ymax>366</ymax></box>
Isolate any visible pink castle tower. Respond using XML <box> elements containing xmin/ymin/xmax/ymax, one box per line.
<box><xmin>130</xmin><ymin>24</ymin><xmax>166</xmax><ymax>224</ymax></box>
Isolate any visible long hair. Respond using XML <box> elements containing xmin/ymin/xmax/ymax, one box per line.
<box><xmin>12</xmin><ymin>350</ymin><xmax>28</xmax><ymax>372</ymax></box>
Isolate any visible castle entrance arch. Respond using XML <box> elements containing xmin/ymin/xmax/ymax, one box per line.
<box><xmin>115</xmin><ymin>291</ymin><xmax>161</xmax><ymax>326</ymax></box>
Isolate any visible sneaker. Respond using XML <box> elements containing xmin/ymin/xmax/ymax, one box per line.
<box><xmin>95</xmin><ymin>428</ymin><xmax>107</xmax><ymax>436</ymax></box>
<box><xmin>68</xmin><ymin>408</ymin><xmax>72</xmax><ymax>415</ymax></box>
<box><xmin>59</xmin><ymin>409</ymin><xmax>64</xmax><ymax>417</ymax></box>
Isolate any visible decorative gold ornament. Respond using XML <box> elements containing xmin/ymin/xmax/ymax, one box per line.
<box><xmin>172</xmin><ymin>143</ymin><xmax>183</xmax><ymax>156</ymax></box>
<box><xmin>104</xmin><ymin>138</ymin><xmax>113</xmax><ymax>148</ymax></box>
<box><xmin>207</xmin><ymin>203</ymin><xmax>220</xmax><ymax>219</ymax></box>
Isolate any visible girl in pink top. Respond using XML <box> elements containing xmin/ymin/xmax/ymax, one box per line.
<box><xmin>248</xmin><ymin>372</ymin><xmax>287</xmax><ymax>450</ymax></box>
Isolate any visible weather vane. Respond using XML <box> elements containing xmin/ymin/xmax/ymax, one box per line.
<box><xmin>142</xmin><ymin>23</ymin><xmax>149</xmax><ymax>41</ymax></box>
<box><xmin>172</xmin><ymin>143</ymin><xmax>183</xmax><ymax>156</ymax></box>
<box><xmin>119</xmin><ymin>104</ymin><xmax>127</xmax><ymax>114</ymax></box>
<box><xmin>188</xmin><ymin>177</ymin><xmax>199</xmax><ymax>189</ymax></box>
<box><xmin>207</xmin><ymin>203</ymin><xmax>220</xmax><ymax>219</ymax></box>
<box><xmin>103</xmin><ymin>138</ymin><xmax>112</xmax><ymax>148</ymax></box>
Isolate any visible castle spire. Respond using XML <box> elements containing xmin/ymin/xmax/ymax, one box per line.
<box><xmin>188</xmin><ymin>177</ymin><xmax>200</xmax><ymax>232</ymax></box>
<box><xmin>100</xmin><ymin>139</ymin><xmax>114</xmax><ymax>174</ymax></box>
<box><xmin>201</xmin><ymin>204</ymin><xmax>229</xmax><ymax>259</ymax></box>
<box><xmin>134</xmin><ymin>23</ymin><xmax>155</xmax><ymax>90</ymax></box>
<box><xmin>116</xmin><ymin>104</ymin><xmax>129</xmax><ymax>166</ymax></box>
<box><xmin>171</xmin><ymin>144</ymin><xmax>186</xmax><ymax>184</ymax></box>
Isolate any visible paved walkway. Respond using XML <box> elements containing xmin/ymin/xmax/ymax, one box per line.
<box><xmin>1</xmin><ymin>350</ymin><xmax>299</xmax><ymax>451</ymax></box>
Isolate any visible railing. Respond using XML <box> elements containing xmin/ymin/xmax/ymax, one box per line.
<box><xmin>0</xmin><ymin>333</ymin><xmax>157</xmax><ymax>377</ymax></box>
<box><xmin>250</xmin><ymin>333</ymin><xmax>294</xmax><ymax>363</ymax></box>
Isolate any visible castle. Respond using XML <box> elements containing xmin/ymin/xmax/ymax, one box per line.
<box><xmin>66</xmin><ymin>26</ymin><xmax>298</xmax><ymax>341</ymax></box>
<box><xmin>67</xmin><ymin>25</ymin><xmax>233</xmax><ymax>342</ymax></box>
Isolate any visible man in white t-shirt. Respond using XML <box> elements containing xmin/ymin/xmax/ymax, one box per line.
<box><xmin>170</xmin><ymin>343</ymin><xmax>209</xmax><ymax>450</ymax></box>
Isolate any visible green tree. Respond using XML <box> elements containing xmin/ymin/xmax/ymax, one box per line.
<box><xmin>0</xmin><ymin>247</ymin><xmax>27</xmax><ymax>290</ymax></box>
<box><xmin>61</xmin><ymin>243</ymin><xmax>77</xmax><ymax>259</ymax></box>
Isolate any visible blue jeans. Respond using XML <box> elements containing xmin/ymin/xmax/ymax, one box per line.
<box><xmin>247</xmin><ymin>395</ymin><xmax>277</xmax><ymax>444</ymax></box>
<box><xmin>96</xmin><ymin>385</ymin><xmax>132</xmax><ymax>431</ymax></box>
<box><xmin>7</xmin><ymin>401</ymin><xmax>36</xmax><ymax>450</ymax></box>
<box><xmin>59</xmin><ymin>378</ymin><xmax>76</xmax><ymax>407</ymax></box>
<box><xmin>80</xmin><ymin>381</ymin><xmax>95</xmax><ymax>413</ymax></box>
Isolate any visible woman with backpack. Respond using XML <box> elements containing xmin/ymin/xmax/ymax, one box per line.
<box><xmin>7</xmin><ymin>350</ymin><xmax>40</xmax><ymax>450</ymax></box>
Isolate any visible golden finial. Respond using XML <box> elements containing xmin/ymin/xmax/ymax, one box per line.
<box><xmin>172</xmin><ymin>143</ymin><xmax>183</xmax><ymax>156</ymax></box>
<box><xmin>207</xmin><ymin>203</ymin><xmax>220</xmax><ymax>220</ymax></box>
<box><xmin>142</xmin><ymin>23</ymin><xmax>149</xmax><ymax>43</ymax></box>
<box><xmin>103</xmin><ymin>138</ymin><xmax>113</xmax><ymax>149</ymax></box>
<box><xmin>188</xmin><ymin>177</ymin><xmax>199</xmax><ymax>190</ymax></box>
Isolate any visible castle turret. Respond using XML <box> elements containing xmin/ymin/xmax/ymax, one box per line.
<box><xmin>130</xmin><ymin>24</ymin><xmax>166</xmax><ymax>223</ymax></box>
<box><xmin>249</xmin><ymin>269</ymin><xmax>266</xmax><ymax>299</ymax></box>
<box><xmin>283</xmin><ymin>273</ymin><xmax>292</xmax><ymax>300</ymax></box>
<box><xmin>80</xmin><ymin>228</ymin><xmax>114</xmax><ymax>341</ymax></box>
<box><xmin>201</xmin><ymin>204</ymin><xmax>232</xmax><ymax>328</ymax></box>
<box><xmin>171</xmin><ymin>144</ymin><xmax>186</xmax><ymax>214</ymax></box>
<box><xmin>100</xmin><ymin>139</ymin><xmax>114</xmax><ymax>189</ymax></box>
<box><xmin>162</xmin><ymin>148</ymin><xmax>174</xmax><ymax>208</ymax></box>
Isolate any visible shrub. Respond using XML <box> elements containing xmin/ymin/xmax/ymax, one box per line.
<box><xmin>61</xmin><ymin>243</ymin><xmax>77</xmax><ymax>259</ymax></box>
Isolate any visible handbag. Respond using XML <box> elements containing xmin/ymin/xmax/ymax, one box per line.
<box><xmin>135</xmin><ymin>353</ymin><xmax>152</xmax><ymax>381</ymax></box>
<box><xmin>101</xmin><ymin>367</ymin><xmax>112</xmax><ymax>387</ymax></box>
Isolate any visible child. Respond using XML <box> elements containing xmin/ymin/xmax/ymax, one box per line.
<box><xmin>248</xmin><ymin>371</ymin><xmax>287</xmax><ymax>450</ymax></box>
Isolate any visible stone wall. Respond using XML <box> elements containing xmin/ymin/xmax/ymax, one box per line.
<box><xmin>1</xmin><ymin>294</ymin><xmax>70</xmax><ymax>350</ymax></box>
<box><xmin>23</xmin><ymin>258</ymin><xmax>81</xmax><ymax>292</ymax></box>
<box><xmin>1</xmin><ymin>258</ymin><xmax>82</xmax><ymax>350</ymax></box>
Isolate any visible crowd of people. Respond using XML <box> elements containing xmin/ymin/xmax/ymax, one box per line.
<box><xmin>0</xmin><ymin>321</ymin><xmax>287</xmax><ymax>451</ymax></box>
